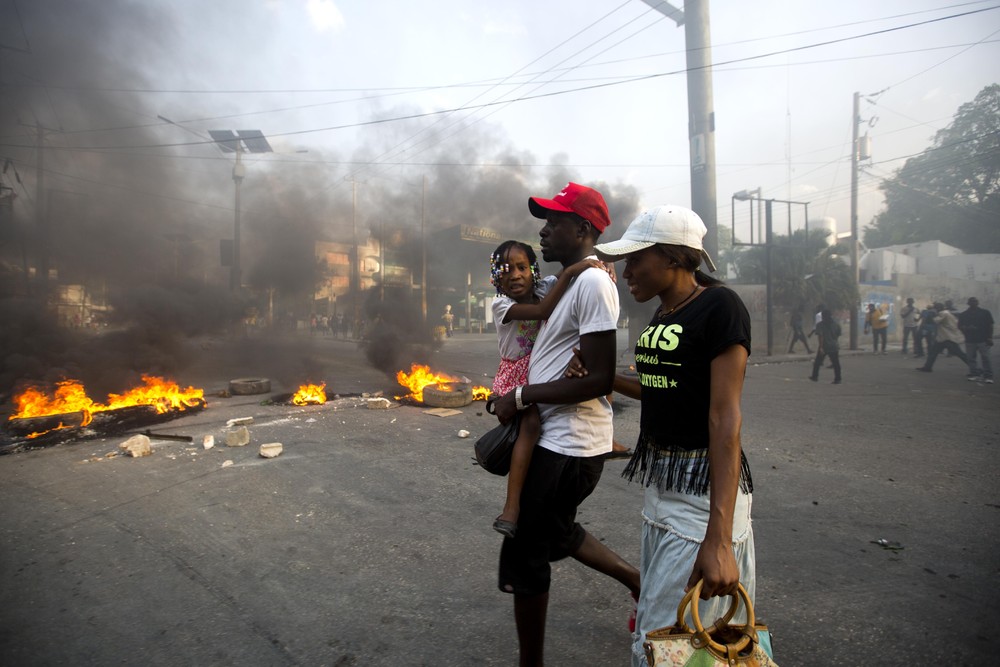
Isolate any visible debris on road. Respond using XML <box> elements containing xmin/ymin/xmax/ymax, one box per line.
<box><xmin>871</xmin><ymin>538</ymin><xmax>904</xmax><ymax>551</ymax></box>
<box><xmin>202</xmin><ymin>435</ymin><xmax>215</xmax><ymax>449</ymax></box>
<box><xmin>457</xmin><ymin>430</ymin><xmax>470</xmax><ymax>438</ymax></box>
<box><xmin>142</xmin><ymin>429</ymin><xmax>193</xmax><ymax>442</ymax></box>
<box><xmin>259</xmin><ymin>442</ymin><xmax>283</xmax><ymax>458</ymax></box>
<box><xmin>366</xmin><ymin>397</ymin><xmax>394</xmax><ymax>409</ymax></box>
<box><xmin>422</xmin><ymin>407</ymin><xmax>463</xmax><ymax>417</ymax></box>
<box><xmin>226</xmin><ymin>417</ymin><xmax>254</xmax><ymax>427</ymax></box>
<box><xmin>119</xmin><ymin>434</ymin><xmax>152</xmax><ymax>457</ymax></box>
<box><xmin>422</xmin><ymin>382</ymin><xmax>473</xmax><ymax>408</ymax></box>
<box><xmin>228</xmin><ymin>378</ymin><xmax>271</xmax><ymax>395</ymax></box>
<box><xmin>225</xmin><ymin>426</ymin><xmax>250</xmax><ymax>447</ymax></box>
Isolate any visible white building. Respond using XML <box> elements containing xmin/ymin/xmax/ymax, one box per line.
<box><xmin>863</xmin><ymin>240</ymin><xmax>999</xmax><ymax>284</ymax></box>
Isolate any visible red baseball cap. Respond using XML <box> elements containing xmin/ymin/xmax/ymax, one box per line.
<box><xmin>528</xmin><ymin>182</ymin><xmax>611</xmax><ymax>232</ymax></box>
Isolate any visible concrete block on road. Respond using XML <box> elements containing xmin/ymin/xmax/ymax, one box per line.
<box><xmin>259</xmin><ymin>442</ymin><xmax>283</xmax><ymax>458</ymax></box>
<box><xmin>225</xmin><ymin>426</ymin><xmax>250</xmax><ymax>447</ymax></box>
<box><xmin>119</xmin><ymin>434</ymin><xmax>152</xmax><ymax>457</ymax></box>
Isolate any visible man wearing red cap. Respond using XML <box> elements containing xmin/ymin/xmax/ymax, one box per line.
<box><xmin>492</xmin><ymin>182</ymin><xmax>640</xmax><ymax>665</ymax></box>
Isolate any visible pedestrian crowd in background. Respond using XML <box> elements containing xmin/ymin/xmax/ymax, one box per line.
<box><xmin>787</xmin><ymin>296</ymin><xmax>994</xmax><ymax>387</ymax></box>
<box><xmin>914</xmin><ymin>297</ymin><xmax>994</xmax><ymax>383</ymax></box>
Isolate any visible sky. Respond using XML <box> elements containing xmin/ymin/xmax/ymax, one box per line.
<box><xmin>0</xmin><ymin>0</ymin><xmax>996</xmax><ymax>394</ymax></box>
<box><xmin>1</xmin><ymin>0</ymin><xmax>998</xmax><ymax>256</ymax></box>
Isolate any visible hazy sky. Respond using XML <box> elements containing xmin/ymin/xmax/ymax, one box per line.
<box><xmin>2</xmin><ymin>0</ymin><xmax>998</xmax><ymax>244</ymax></box>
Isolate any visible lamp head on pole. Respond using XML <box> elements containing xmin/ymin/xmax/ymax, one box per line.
<box><xmin>733</xmin><ymin>188</ymin><xmax>760</xmax><ymax>201</ymax></box>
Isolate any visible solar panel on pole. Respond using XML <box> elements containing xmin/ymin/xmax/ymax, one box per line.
<box><xmin>208</xmin><ymin>130</ymin><xmax>239</xmax><ymax>153</ymax></box>
<box><xmin>208</xmin><ymin>130</ymin><xmax>272</xmax><ymax>292</ymax></box>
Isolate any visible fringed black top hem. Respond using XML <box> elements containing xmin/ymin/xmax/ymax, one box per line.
<box><xmin>621</xmin><ymin>431</ymin><xmax>754</xmax><ymax>497</ymax></box>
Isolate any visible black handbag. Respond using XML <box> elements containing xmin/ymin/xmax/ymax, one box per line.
<box><xmin>474</xmin><ymin>399</ymin><xmax>521</xmax><ymax>476</ymax></box>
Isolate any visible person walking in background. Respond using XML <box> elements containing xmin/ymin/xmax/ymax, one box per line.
<box><xmin>864</xmin><ymin>303</ymin><xmax>889</xmax><ymax>354</ymax></box>
<box><xmin>917</xmin><ymin>303</ymin><xmax>938</xmax><ymax>358</ymax></box>
<box><xmin>788</xmin><ymin>304</ymin><xmax>811</xmax><ymax>354</ymax></box>
<box><xmin>810</xmin><ymin>309</ymin><xmax>842</xmax><ymax>384</ymax></box>
<box><xmin>441</xmin><ymin>305</ymin><xmax>455</xmax><ymax>337</ymax></box>
<box><xmin>900</xmin><ymin>297</ymin><xmax>921</xmax><ymax>356</ymax></box>
<box><xmin>958</xmin><ymin>297</ymin><xmax>994</xmax><ymax>384</ymax></box>
<box><xmin>916</xmin><ymin>303</ymin><xmax>969</xmax><ymax>373</ymax></box>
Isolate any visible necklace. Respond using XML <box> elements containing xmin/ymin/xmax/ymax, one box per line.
<box><xmin>656</xmin><ymin>285</ymin><xmax>700</xmax><ymax>319</ymax></box>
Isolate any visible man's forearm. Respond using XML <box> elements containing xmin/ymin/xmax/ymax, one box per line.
<box><xmin>492</xmin><ymin>330</ymin><xmax>616</xmax><ymax>422</ymax></box>
<box><xmin>520</xmin><ymin>371</ymin><xmax>614</xmax><ymax>406</ymax></box>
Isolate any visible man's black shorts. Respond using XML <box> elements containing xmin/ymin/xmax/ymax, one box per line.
<box><xmin>498</xmin><ymin>446</ymin><xmax>605</xmax><ymax>596</ymax></box>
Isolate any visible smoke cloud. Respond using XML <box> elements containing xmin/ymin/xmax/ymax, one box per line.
<box><xmin>0</xmin><ymin>1</ymin><xmax>641</xmax><ymax>402</ymax></box>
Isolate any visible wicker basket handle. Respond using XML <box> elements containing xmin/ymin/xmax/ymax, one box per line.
<box><xmin>682</xmin><ymin>580</ymin><xmax>757</xmax><ymax>656</ymax></box>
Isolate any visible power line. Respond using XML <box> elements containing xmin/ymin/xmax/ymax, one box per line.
<box><xmin>3</xmin><ymin>5</ymin><xmax>995</xmax><ymax>154</ymax></box>
<box><xmin>6</xmin><ymin>1</ymin><xmax>991</xmax><ymax>96</ymax></box>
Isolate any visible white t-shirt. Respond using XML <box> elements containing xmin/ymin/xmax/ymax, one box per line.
<box><xmin>527</xmin><ymin>262</ymin><xmax>619</xmax><ymax>457</ymax></box>
<box><xmin>492</xmin><ymin>276</ymin><xmax>555</xmax><ymax>361</ymax></box>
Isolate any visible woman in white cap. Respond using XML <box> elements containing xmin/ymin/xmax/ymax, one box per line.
<box><xmin>572</xmin><ymin>205</ymin><xmax>759</xmax><ymax>665</ymax></box>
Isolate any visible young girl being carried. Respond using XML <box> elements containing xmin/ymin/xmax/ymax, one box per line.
<box><xmin>488</xmin><ymin>240</ymin><xmax>601</xmax><ymax>538</ymax></box>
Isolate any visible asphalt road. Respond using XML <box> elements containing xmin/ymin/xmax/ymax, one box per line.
<box><xmin>1</xmin><ymin>331</ymin><xmax>997</xmax><ymax>666</ymax></box>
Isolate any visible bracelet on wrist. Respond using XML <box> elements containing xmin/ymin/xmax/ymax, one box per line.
<box><xmin>515</xmin><ymin>385</ymin><xmax>528</xmax><ymax>411</ymax></box>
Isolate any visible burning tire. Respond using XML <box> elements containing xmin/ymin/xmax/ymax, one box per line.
<box><xmin>422</xmin><ymin>382</ymin><xmax>473</xmax><ymax>408</ymax></box>
<box><xmin>229</xmin><ymin>378</ymin><xmax>271</xmax><ymax>395</ymax></box>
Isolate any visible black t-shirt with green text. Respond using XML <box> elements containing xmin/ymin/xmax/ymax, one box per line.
<box><xmin>633</xmin><ymin>286</ymin><xmax>751</xmax><ymax>451</ymax></box>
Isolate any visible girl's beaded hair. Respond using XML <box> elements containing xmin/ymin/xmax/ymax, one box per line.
<box><xmin>490</xmin><ymin>240</ymin><xmax>541</xmax><ymax>296</ymax></box>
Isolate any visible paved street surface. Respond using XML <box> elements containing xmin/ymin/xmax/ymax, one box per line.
<box><xmin>1</xmin><ymin>331</ymin><xmax>997</xmax><ymax>666</ymax></box>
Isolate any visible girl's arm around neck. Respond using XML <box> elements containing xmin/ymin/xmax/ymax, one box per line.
<box><xmin>503</xmin><ymin>259</ymin><xmax>602</xmax><ymax>323</ymax></box>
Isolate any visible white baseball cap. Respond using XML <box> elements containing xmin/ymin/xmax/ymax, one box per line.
<box><xmin>593</xmin><ymin>205</ymin><xmax>717</xmax><ymax>272</ymax></box>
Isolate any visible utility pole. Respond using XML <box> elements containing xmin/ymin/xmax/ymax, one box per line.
<box><xmin>420</xmin><ymin>174</ymin><xmax>427</xmax><ymax>325</ymax></box>
<box><xmin>642</xmin><ymin>0</ymin><xmax>718</xmax><ymax>266</ymax></box>
<box><xmin>352</xmin><ymin>179</ymin><xmax>359</xmax><ymax>335</ymax></box>
<box><xmin>34</xmin><ymin>123</ymin><xmax>47</xmax><ymax>299</ymax></box>
<box><xmin>684</xmin><ymin>0</ymin><xmax>718</xmax><ymax>264</ymax></box>
<box><xmin>849</xmin><ymin>91</ymin><xmax>860</xmax><ymax>350</ymax></box>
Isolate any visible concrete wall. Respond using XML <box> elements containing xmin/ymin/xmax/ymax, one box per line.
<box><xmin>920</xmin><ymin>255</ymin><xmax>1000</xmax><ymax>283</ymax></box>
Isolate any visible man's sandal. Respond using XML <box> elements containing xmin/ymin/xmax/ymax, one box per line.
<box><xmin>493</xmin><ymin>517</ymin><xmax>517</xmax><ymax>539</ymax></box>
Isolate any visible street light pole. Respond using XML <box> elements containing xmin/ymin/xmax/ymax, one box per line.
<box><xmin>734</xmin><ymin>187</ymin><xmax>762</xmax><ymax>243</ymax></box>
<box><xmin>765</xmin><ymin>199</ymin><xmax>774</xmax><ymax>356</ymax></box>
<box><xmin>207</xmin><ymin>129</ymin><xmax>272</xmax><ymax>294</ymax></box>
<box><xmin>231</xmin><ymin>144</ymin><xmax>244</xmax><ymax>292</ymax></box>
<box><xmin>849</xmin><ymin>91</ymin><xmax>861</xmax><ymax>350</ymax></box>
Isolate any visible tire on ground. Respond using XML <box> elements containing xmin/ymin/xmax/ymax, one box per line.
<box><xmin>422</xmin><ymin>382</ymin><xmax>473</xmax><ymax>408</ymax></box>
<box><xmin>229</xmin><ymin>378</ymin><xmax>272</xmax><ymax>395</ymax></box>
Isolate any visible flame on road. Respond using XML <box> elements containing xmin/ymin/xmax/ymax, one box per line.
<box><xmin>10</xmin><ymin>375</ymin><xmax>206</xmax><ymax>437</ymax></box>
<box><xmin>395</xmin><ymin>364</ymin><xmax>491</xmax><ymax>402</ymax></box>
<box><xmin>292</xmin><ymin>382</ymin><xmax>327</xmax><ymax>405</ymax></box>
<box><xmin>395</xmin><ymin>364</ymin><xmax>460</xmax><ymax>402</ymax></box>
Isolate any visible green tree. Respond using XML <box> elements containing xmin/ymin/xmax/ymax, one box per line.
<box><xmin>732</xmin><ymin>228</ymin><xmax>858</xmax><ymax>311</ymax></box>
<box><xmin>864</xmin><ymin>84</ymin><xmax>1000</xmax><ymax>252</ymax></box>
